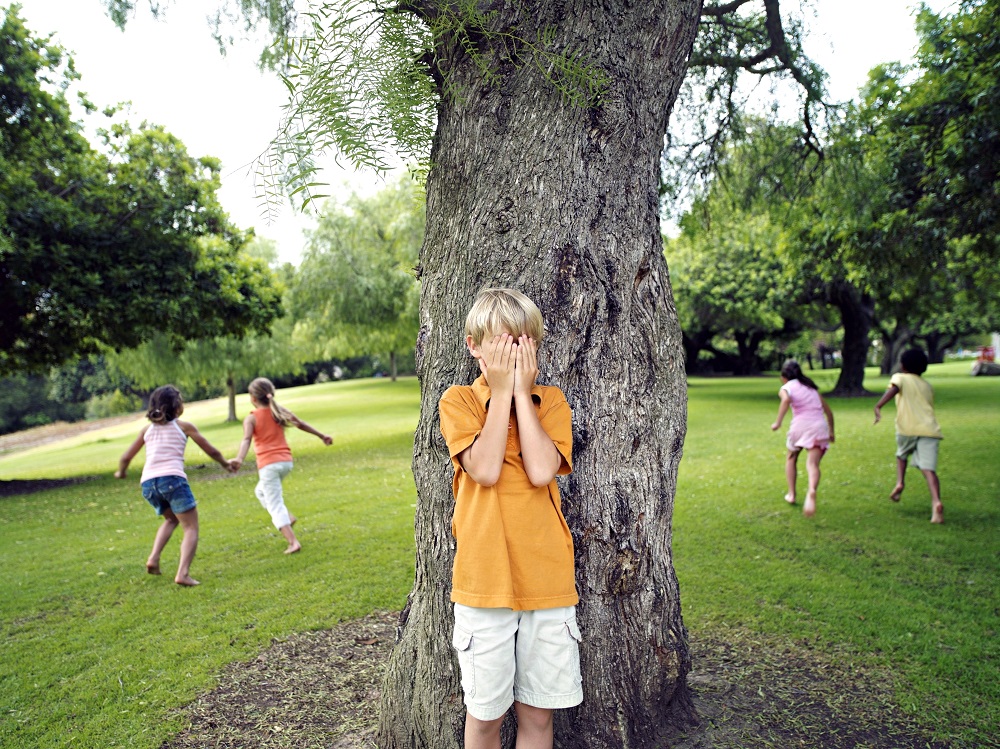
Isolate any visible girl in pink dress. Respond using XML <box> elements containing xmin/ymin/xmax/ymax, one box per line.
<box><xmin>770</xmin><ymin>360</ymin><xmax>835</xmax><ymax>517</ymax></box>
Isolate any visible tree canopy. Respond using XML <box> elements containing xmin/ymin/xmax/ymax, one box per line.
<box><xmin>0</xmin><ymin>5</ymin><xmax>283</xmax><ymax>374</ymax></box>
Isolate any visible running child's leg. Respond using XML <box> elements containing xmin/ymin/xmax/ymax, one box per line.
<box><xmin>279</xmin><ymin>523</ymin><xmax>301</xmax><ymax>554</ymax></box>
<box><xmin>174</xmin><ymin>507</ymin><xmax>200</xmax><ymax>586</ymax></box>
<box><xmin>464</xmin><ymin>713</ymin><xmax>503</xmax><ymax>749</ymax></box>
<box><xmin>891</xmin><ymin>457</ymin><xmax>907</xmax><ymax>501</ymax></box>
<box><xmin>784</xmin><ymin>449</ymin><xmax>800</xmax><ymax>504</ymax></box>
<box><xmin>147</xmin><ymin>509</ymin><xmax>179</xmax><ymax>575</ymax></box>
<box><xmin>921</xmin><ymin>469</ymin><xmax>943</xmax><ymax>523</ymax></box>
<box><xmin>803</xmin><ymin>447</ymin><xmax>823</xmax><ymax>517</ymax></box>
<box><xmin>514</xmin><ymin>702</ymin><xmax>553</xmax><ymax>749</ymax></box>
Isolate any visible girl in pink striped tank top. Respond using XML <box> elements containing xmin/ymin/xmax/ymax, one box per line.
<box><xmin>115</xmin><ymin>385</ymin><xmax>235</xmax><ymax>586</ymax></box>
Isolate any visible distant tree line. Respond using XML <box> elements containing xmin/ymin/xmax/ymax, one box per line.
<box><xmin>665</xmin><ymin>0</ymin><xmax>1000</xmax><ymax>394</ymax></box>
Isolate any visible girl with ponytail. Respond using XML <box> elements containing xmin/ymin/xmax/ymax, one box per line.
<box><xmin>770</xmin><ymin>360</ymin><xmax>835</xmax><ymax>517</ymax></box>
<box><xmin>230</xmin><ymin>378</ymin><xmax>333</xmax><ymax>554</ymax></box>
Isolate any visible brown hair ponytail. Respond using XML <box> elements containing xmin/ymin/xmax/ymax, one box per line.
<box><xmin>247</xmin><ymin>377</ymin><xmax>293</xmax><ymax>426</ymax></box>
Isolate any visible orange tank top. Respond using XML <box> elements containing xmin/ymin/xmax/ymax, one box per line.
<box><xmin>252</xmin><ymin>407</ymin><xmax>293</xmax><ymax>468</ymax></box>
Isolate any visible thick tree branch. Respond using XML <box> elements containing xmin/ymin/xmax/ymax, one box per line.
<box><xmin>701</xmin><ymin>0</ymin><xmax>756</xmax><ymax>17</ymax></box>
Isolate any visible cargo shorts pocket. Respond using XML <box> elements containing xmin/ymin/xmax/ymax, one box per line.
<box><xmin>452</xmin><ymin>625</ymin><xmax>476</xmax><ymax>699</ymax></box>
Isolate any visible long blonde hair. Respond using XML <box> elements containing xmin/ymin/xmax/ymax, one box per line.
<box><xmin>248</xmin><ymin>377</ymin><xmax>293</xmax><ymax>426</ymax></box>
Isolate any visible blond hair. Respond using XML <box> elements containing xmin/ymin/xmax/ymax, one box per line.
<box><xmin>464</xmin><ymin>288</ymin><xmax>545</xmax><ymax>345</ymax></box>
<box><xmin>247</xmin><ymin>377</ymin><xmax>293</xmax><ymax>426</ymax></box>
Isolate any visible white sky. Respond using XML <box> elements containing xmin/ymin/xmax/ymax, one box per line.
<box><xmin>13</xmin><ymin>0</ymin><xmax>951</xmax><ymax>264</ymax></box>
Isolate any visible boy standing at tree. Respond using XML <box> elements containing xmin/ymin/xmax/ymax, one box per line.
<box><xmin>873</xmin><ymin>348</ymin><xmax>944</xmax><ymax>523</ymax></box>
<box><xmin>439</xmin><ymin>288</ymin><xmax>582</xmax><ymax>749</ymax></box>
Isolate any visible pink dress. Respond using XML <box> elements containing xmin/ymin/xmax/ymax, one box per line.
<box><xmin>780</xmin><ymin>379</ymin><xmax>830</xmax><ymax>452</ymax></box>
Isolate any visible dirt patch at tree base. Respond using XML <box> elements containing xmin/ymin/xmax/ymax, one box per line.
<box><xmin>161</xmin><ymin>612</ymin><xmax>953</xmax><ymax>749</ymax></box>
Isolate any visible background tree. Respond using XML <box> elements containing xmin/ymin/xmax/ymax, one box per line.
<box><xmin>665</xmin><ymin>209</ymin><xmax>802</xmax><ymax>374</ymax></box>
<box><xmin>108</xmin><ymin>234</ymin><xmax>300</xmax><ymax>422</ymax></box>
<box><xmin>0</xmin><ymin>6</ymin><xmax>283</xmax><ymax>374</ymax></box>
<box><xmin>290</xmin><ymin>178</ymin><xmax>422</xmax><ymax>381</ymax></box>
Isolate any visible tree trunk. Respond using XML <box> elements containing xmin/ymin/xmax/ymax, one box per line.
<box><xmin>733</xmin><ymin>330</ymin><xmax>765</xmax><ymax>375</ymax></box>
<box><xmin>682</xmin><ymin>328</ymin><xmax>716</xmax><ymax>375</ymax></box>
<box><xmin>827</xmin><ymin>282</ymin><xmax>875</xmax><ymax>396</ymax></box>
<box><xmin>920</xmin><ymin>331</ymin><xmax>956</xmax><ymax>364</ymax></box>
<box><xmin>226</xmin><ymin>374</ymin><xmax>237</xmax><ymax>422</ymax></box>
<box><xmin>390</xmin><ymin>351</ymin><xmax>398</xmax><ymax>381</ymax></box>
<box><xmin>878</xmin><ymin>323</ymin><xmax>912</xmax><ymax>375</ymax></box>
<box><xmin>377</xmin><ymin>3</ymin><xmax>700</xmax><ymax>747</ymax></box>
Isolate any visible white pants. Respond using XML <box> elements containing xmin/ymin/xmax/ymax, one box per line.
<box><xmin>255</xmin><ymin>461</ymin><xmax>293</xmax><ymax>529</ymax></box>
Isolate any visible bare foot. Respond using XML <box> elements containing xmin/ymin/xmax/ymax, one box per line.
<box><xmin>284</xmin><ymin>542</ymin><xmax>302</xmax><ymax>555</ymax></box>
<box><xmin>175</xmin><ymin>575</ymin><xmax>200</xmax><ymax>586</ymax></box>
<box><xmin>889</xmin><ymin>485</ymin><xmax>904</xmax><ymax>502</ymax></box>
<box><xmin>146</xmin><ymin>561</ymin><xmax>161</xmax><ymax>575</ymax></box>
<box><xmin>784</xmin><ymin>493</ymin><xmax>796</xmax><ymax>505</ymax></box>
<box><xmin>931</xmin><ymin>503</ymin><xmax>944</xmax><ymax>524</ymax></box>
<box><xmin>803</xmin><ymin>493</ymin><xmax>816</xmax><ymax>518</ymax></box>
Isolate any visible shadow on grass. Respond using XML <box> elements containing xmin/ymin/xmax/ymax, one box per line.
<box><xmin>0</xmin><ymin>477</ymin><xmax>93</xmax><ymax>499</ymax></box>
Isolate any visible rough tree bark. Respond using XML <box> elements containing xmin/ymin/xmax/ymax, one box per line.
<box><xmin>377</xmin><ymin>2</ymin><xmax>701</xmax><ymax>747</ymax></box>
<box><xmin>827</xmin><ymin>281</ymin><xmax>875</xmax><ymax>396</ymax></box>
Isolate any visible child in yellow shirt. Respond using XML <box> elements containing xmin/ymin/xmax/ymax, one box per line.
<box><xmin>439</xmin><ymin>288</ymin><xmax>582</xmax><ymax>748</ymax></box>
<box><xmin>874</xmin><ymin>348</ymin><xmax>944</xmax><ymax>523</ymax></box>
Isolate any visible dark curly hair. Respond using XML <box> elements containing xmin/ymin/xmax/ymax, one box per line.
<box><xmin>900</xmin><ymin>348</ymin><xmax>929</xmax><ymax>375</ymax></box>
<box><xmin>146</xmin><ymin>385</ymin><xmax>183</xmax><ymax>424</ymax></box>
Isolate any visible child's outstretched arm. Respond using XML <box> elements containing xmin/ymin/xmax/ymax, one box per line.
<box><xmin>230</xmin><ymin>414</ymin><xmax>256</xmax><ymax>470</ymax></box>
<box><xmin>770</xmin><ymin>391</ymin><xmax>791</xmax><ymax>431</ymax></box>
<box><xmin>178</xmin><ymin>420</ymin><xmax>235</xmax><ymax>472</ymax></box>
<box><xmin>820</xmin><ymin>396</ymin><xmax>835</xmax><ymax>443</ymax></box>
<box><xmin>873</xmin><ymin>384</ymin><xmax>899</xmax><ymax>425</ymax></box>
<box><xmin>114</xmin><ymin>426</ymin><xmax>149</xmax><ymax>479</ymax></box>
<box><xmin>289</xmin><ymin>413</ymin><xmax>333</xmax><ymax>445</ymax></box>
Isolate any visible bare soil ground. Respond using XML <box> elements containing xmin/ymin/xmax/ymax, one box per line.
<box><xmin>160</xmin><ymin>611</ymin><xmax>952</xmax><ymax>749</ymax></box>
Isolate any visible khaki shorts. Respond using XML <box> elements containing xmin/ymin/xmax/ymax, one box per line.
<box><xmin>452</xmin><ymin>603</ymin><xmax>583</xmax><ymax>721</ymax></box>
<box><xmin>896</xmin><ymin>435</ymin><xmax>940</xmax><ymax>471</ymax></box>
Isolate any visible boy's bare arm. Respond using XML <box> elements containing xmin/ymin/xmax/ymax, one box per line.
<box><xmin>515</xmin><ymin>394</ymin><xmax>562</xmax><ymax>486</ymax></box>
<box><xmin>513</xmin><ymin>336</ymin><xmax>561</xmax><ymax>486</ymax></box>
<box><xmin>873</xmin><ymin>384</ymin><xmax>900</xmax><ymax>425</ymax></box>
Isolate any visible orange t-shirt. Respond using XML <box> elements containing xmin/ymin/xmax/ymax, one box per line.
<box><xmin>439</xmin><ymin>375</ymin><xmax>577</xmax><ymax>611</ymax></box>
<box><xmin>251</xmin><ymin>407</ymin><xmax>293</xmax><ymax>468</ymax></box>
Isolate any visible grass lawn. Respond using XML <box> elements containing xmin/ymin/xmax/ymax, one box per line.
<box><xmin>1</xmin><ymin>364</ymin><xmax>997</xmax><ymax>747</ymax></box>
<box><xmin>0</xmin><ymin>378</ymin><xmax>421</xmax><ymax>749</ymax></box>
<box><xmin>676</xmin><ymin>362</ymin><xmax>1000</xmax><ymax>746</ymax></box>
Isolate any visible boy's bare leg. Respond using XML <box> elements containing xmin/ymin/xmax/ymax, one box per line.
<box><xmin>279</xmin><ymin>524</ymin><xmax>301</xmax><ymax>554</ymax></box>
<box><xmin>890</xmin><ymin>458</ymin><xmax>907</xmax><ymax>501</ymax></box>
<box><xmin>784</xmin><ymin>450</ymin><xmax>799</xmax><ymax>504</ymax></box>
<box><xmin>174</xmin><ymin>507</ymin><xmax>200</xmax><ymax>586</ymax></box>
<box><xmin>465</xmin><ymin>712</ymin><xmax>503</xmax><ymax>749</ymax></box>
<box><xmin>514</xmin><ymin>702</ymin><xmax>553</xmax><ymax>749</ymax></box>
<box><xmin>803</xmin><ymin>447</ymin><xmax>822</xmax><ymax>517</ymax></box>
<box><xmin>921</xmin><ymin>469</ymin><xmax>944</xmax><ymax>523</ymax></box>
<box><xmin>147</xmin><ymin>509</ymin><xmax>179</xmax><ymax>575</ymax></box>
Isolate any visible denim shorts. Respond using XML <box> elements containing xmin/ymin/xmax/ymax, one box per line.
<box><xmin>141</xmin><ymin>475</ymin><xmax>197</xmax><ymax>516</ymax></box>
